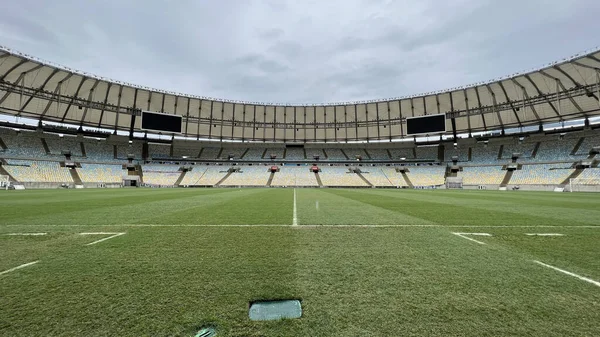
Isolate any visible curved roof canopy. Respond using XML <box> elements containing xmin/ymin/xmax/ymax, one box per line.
<box><xmin>0</xmin><ymin>46</ymin><xmax>599</xmax><ymax>142</ymax></box>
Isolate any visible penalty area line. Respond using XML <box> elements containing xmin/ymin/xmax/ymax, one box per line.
<box><xmin>80</xmin><ymin>232</ymin><xmax>126</xmax><ymax>246</ymax></box>
<box><xmin>0</xmin><ymin>260</ymin><xmax>40</xmax><ymax>276</ymax></box>
<box><xmin>533</xmin><ymin>260</ymin><xmax>600</xmax><ymax>288</ymax></box>
<box><xmin>293</xmin><ymin>188</ymin><xmax>298</xmax><ymax>226</ymax></box>
<box><xmin>451</xmin><ymin>232</ymin><xmax>491</xmax><ymax>245</ymax></box>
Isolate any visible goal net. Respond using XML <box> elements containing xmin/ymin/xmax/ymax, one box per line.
<box><xmin>569</xmin><ymin>178</ymin><xmax>600</xmax><ymax>192</ymax></box>
<box><xmin>0</xmin><ymin>175</ymin><xmax>9</xmax><ymax>190</ymax></box>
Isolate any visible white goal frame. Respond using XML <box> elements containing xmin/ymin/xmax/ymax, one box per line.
<box><xmin>0</xmin><ymin>175</ymin><xmax>9</xmax><ymax>190</ymax></box>
<box><xmin>569</xmin><ymin>178</ymin><xmax>600</xmax><ymax>192</ymax></box>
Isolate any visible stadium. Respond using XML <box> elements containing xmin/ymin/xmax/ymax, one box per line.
<box><xmin>1</xmin><ymin>7</ymin><xmax>600</xmax><ymax>336</ymax></box>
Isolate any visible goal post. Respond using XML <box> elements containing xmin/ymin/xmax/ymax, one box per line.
<box><xmin>569</xmin><ymin>178</ymin><xmax>600</xmax><ymax>192</ymax></box>
<box><xmin>0</xmin><ymin>175</ymin><xmax>9</xmax><ymax>190</ymax></box>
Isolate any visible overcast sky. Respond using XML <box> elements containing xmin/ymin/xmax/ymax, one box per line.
<box><xmin>0</xmin><ymin>0</ymin><xmax>598</xmax><ymax>104</ymax></box>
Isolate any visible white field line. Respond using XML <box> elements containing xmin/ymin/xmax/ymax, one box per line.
<box><xmin>80</xmin><ymin>232</ymin><xmax>126</xmax><ymax>246</ymax></box>
<box><xmin>525</xmin><ymin>233</ymin><xmax>565</xmax><ymax>236</ymax></box>
<box><xmin>292</xmin><ymin>188</ymin><xmax>298</xmax><ymax>226</ymax></box>
<box><xmin>533</xmin><ymin>260</ymin><xmax>600</xmax><ymax>288</ymax></box>
<box><xmin>3</xmin><ymin>224</ymin><xmax>600</xmax><ymax>228</ymax></box>
<box><xmin>451</xmin><ymin>232</ymin><xmax>491</xmax><ymax>245</ymax></box>
<box><xmin>0</xmin><ymin>261</ymin><xmax>40</xmax><ymax>276</ymax></box>
<box><xmin>5</xmin><ymin>233</ymin><xmax>47</xmax><ymax>236</ymax></box>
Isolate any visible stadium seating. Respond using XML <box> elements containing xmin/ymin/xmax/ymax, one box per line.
<box><xmin>471</xmin><ymin>144</ymin><xmax>501</xmax><ymax>164</ymax></box>
<box><xmin>360</xmin><ymin>167</ymin><xmax>406</xmax><ymax>187</ymax></box>
<box><xmin>344</xmin><ymin>148</ymin><xmax>367</xmax><ymax>159</ymax></box>
<box><xmin>510</xmin><ymin>164</ymin><xmax>574</xmax><ymax>185</ymax></box>
<box><xmin>501</xmin><ymin>142</ymin><xmax>536</xmax><ymax>159</ymax></box>
<box><xmin>459</xmin><ymin>166</ymin><xmax>505</xmax><ymax>185</ymax></box>
<box><xmin>306</xmin><ymin>148</ymin><xmax>325</xmax><ymax>160</ymax></box>
<box><xmin>77</xmin><ymin>164</ymin><xmax>125</xmax><ymax>183</ymax></box>
<box><xmin>221</xmin><ymin>148</ymin><xmax>247</xmax><ymax>160</ymax></box>
<box><xmin>83</xmin><ymin>139</ymin><xmax>116</xmax><ymax>161</ymax></box>
<box><xmin>444</xmin><ymin>146</ymin><xmax>469</xmax><ymax>162</ymax></box>
<box><xmin>323</xmin><ymin>149</ymin><xmax>347</xmax><ymax>160</ymax></box>
<box><xmin>221</xmin><ymin>165</ymin><xmax>270</xmax><ymax>186</ymax></box>
<box><xmin>0</xmin><ymin>129</ymin><xmax>47</xmax><ymax>158</ymax></box>
<box><xmin>576</xmin><ymin>134</ymin><xmax>600</xmax><ymax>155</ymax></box>
<box><xmin>415</xmin><ymin>146</ymin><xmax>438</xmax><ymax>161</ymax></box>
<box><xmin>44</xmin><ymin>133</ymin><xmax>82</xmax><ymax>156</ymax></box>
<box><xmin>388</xmin><ymin>148</ymin><xmax>415</xmax><ymax>160</ymax></box>
<box><xmin>179</xmin><ymin>166</ymin><xmax>229</xmax><ymax>185</ymax></box>
<box><xmin>319</xmin><ymin>166</ymin><xmax>368</xmax><ymax>186</ymax></box>
<box><xmin>406</xmin><ymin>166</ymin><xmax>445</xmax><ymax>186</ymax></box>
<box><xmin>243</xmin><ymin>148</ymin><xmax>265</xmax><ymax>160</ymax></box>
<box><xmin>531</xmin><ymin>138</ymin><xmax>580</xmax><ymax>162</ymax></box>
<box><xmin>148</xmin><ymin>143</ymin><xmax>171</xmax><ymax>158</ymax></box>
<box><xmin>284</xmin><ymin>148</ymin><xmax>305</xmax><ymax>160</ymax></box>
<box><xmin>199</xmin><ymin>147</ymin><xmax>221</xmax><ymax>160</ymax></box>
<box><xmin>264</xmin><ymin>148</ymin><xmax>285</xmax><ymax>159</ymax></box>
<box><xmin>116</xmin><ymin>142</ymin><xmax>143</xmax><ymax>160</ymax></box>
<box><xmin>3</xmin><ymin>160</ymin><xmax>73</xmax><ymax>182</ymax></box>
<box><xmin>366</xmin><ymin>149</ymin><xmax>390</xmax><ymax>160</ymax></box>
<box><xmin>271</xmin><ymin>166</ymin><xmax>318</xmax><ymax>186</ymax></box>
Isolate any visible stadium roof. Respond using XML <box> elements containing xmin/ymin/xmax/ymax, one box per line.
<box><xmin>0</xmin><ymin>45</ymin><xmax>599</xmax><ymax>142</ymax></box>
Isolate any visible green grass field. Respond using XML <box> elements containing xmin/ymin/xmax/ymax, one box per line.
<box><xmin>1</xmin><ymin>188</ymin><xmax>599</xmax><ymax>336</ymax></box>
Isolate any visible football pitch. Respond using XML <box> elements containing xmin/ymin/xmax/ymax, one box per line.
<box><xmin>1</xmin><ymin>188</ymin><xmax>599</xmax><ymax>336</ymax></box>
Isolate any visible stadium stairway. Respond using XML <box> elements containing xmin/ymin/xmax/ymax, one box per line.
<box><xmin>386</xmin><ymin>149</ymin><xmax>393</xmax><ymax>159</ymax></box>
<box><xmin>497</xmin><ymin>144</ymin><xmax>504</xmax><ymax>160</ymax></box>
<box><xmin>531</xmin><ymin>142</ymin><xmax>541</xmax><ymax>158</ymax></box>
<box><xmin>340</xmin><ymin>149</ymin><xmax>350</xmax><ymax>160</ymax></box>
<box><xmin>0</xmin><ymin>163</ymin><xmax>17</xmax><ymax>182</ymax></box>
<box><xmin>267</xmin><ymin>171</ymin><xmax>275</xmax><ymax>186</ymax></box>
<box><xmin>401</xmin><ymin>171</ymin><xmax>414</xmax><ymax>188</ymax></box>
<box><xmin>69</xmin><ymin>168</ymin><xmax>83</xmax><ymax>185</ymax></box>
<box><xmin>571</xmin><ymin>137</ymin><xmax>585</xmax><ymax>155</ymax></box>
<box><xmin>261</xmin><ymin>148</ymin><xmax>268</xmax><ymax>159</ymax></box>
<box><xmin>215</xmin><ymin>170</ymin><xmax>233</xmax><ymax>186</ymax></box>
<box><xmin>174</xmin><ymin>170</ymin><xmax>187</xmax><ymax>186</ymax></box>
<box><xmin>500</xmin><ymin>170</ymin><xmax>514</xmax><ymax>187</ymax></box>
<box><xmin>0</xmin><ymin>136</ymin><xmax>7</xmax><ymax>150</ymax></box>
<box><xmin>559</xmin><ymin>167</ymin><xmax>585</xmax><ymax>188</ymax></box>
<box><xmin>40</xmin><ymin>138</ymin><xmax>51</xmax><ymax>155</ymax></box>
<box><xmin>240</xmin><ymin>148</ymin><xmax>249</xmax><ymax>159</ymax></box>
<box><xmin>356</xmin><ymin>171</ymin><xmax>373</xmax><ymax>187</ymax></box>
<box><xmin>364</xmin><ymin>149</ymin><xmax>372</xmax><ymax>160</ymax></box>
<box><xmin>80</xmin><ymin>142</ymin><xmax>87</xmax><ymax>157</ymax></box>
<box><xmin>314</xmin><ymin>171</ymin><xmax>323</xmax><ymax>187</ymax></box>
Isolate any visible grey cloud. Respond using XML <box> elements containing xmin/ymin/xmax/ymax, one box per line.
<box><xmin>0</xmin><ymin>0</ymin><xmax>599</xmax><ymax>105</ymax></box>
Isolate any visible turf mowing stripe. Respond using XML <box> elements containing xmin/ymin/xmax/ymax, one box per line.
<box><xmin>0</xmin><ymin>260</ymin><xmax>40</xmax><ymax>276</ymax></box>
<box><xmin>4</xmin><ymin>233</ymin><xmax>47</xmax><ymax>236</ymax></box>
<box><xmin>451</xmin><ymin>232</ymin><xmax>490</xmax><ymax>245</ymax></box>
<box><xmin>525</xmin><ymin>233</ymin><xmax>565</xmax><ymax>236</ymax></box>
<box><xmin>3</xmin><ymin>224</ymin><xmax>600</xmax><ymax>228</ymax></box>
<box><xmin>533</xmin><ymin>260</ymin><xmax>600</xmax><ymax>287</ymax></box>
<box><xmin>293</xmin><ymin>188</ymin><xmax>298</xmax><ymax>226</ymax></box>
<box><xmin>80</xmin><ymin>232</ymin><xmax>126</xmax><ymax>246</ymax></box>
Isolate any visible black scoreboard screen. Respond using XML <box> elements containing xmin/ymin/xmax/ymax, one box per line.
<box><xmin>141</xmin><ymin>111</ymin><xmax>182</xmax><ymax>133</ymax></box>
<box><xmin>406</xmin><ymin>114</ymin><xmax>446</xmax><ymax>136</ymax></box>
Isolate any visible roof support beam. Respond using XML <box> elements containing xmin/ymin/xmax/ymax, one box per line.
<box><xmin>18</xmin><ymin>68</ymin><xmax>60</xmax><ymax>116</ymax></box>
<box><xmin>539</xmin><ymin>70</ymin><xmax>585</xmax><ymax>115</ymax></box>
<box><xmin>523</xmin><ymin>74</ymin><xmax>561</xmax><ymax>118</ymax></box>
<box><xmin>97</xmin><ymin>82</ymin><xmax>113</xmax><ymax>127</ymax></box>
<box><xmin>483</xmin><ymin>84</ymin><xmax>504</xmax><ymax>129</ymax></box>
<box><xmin>40</xmin><ymin>72</ymin><xmax>73</xmax><ymax>117</ymax></box>
<box><xmin>473</xmin><ymin>87</ymin><xmax>487</xmax><ymax>130</ymax></box>
<box><xmin>510</xmin><ymin>78</ymin><xmax>541</xmax><ymax>122</ymax></box>
<box><xmin>60</xmin><ymin>76</ymin><xmax>88</xmax><ymax>122</ymax></box>
<box><xmin>0</xmin><ymin>59</ymin><xmax>30</xmax><ymax>81</ymax></box>
<box><xmin>496</xmin><ymin>82</ymin><xmax>522</xmax><ymax>126</ymax></box>
<box><xmin>553</xmin><ymin>65</ymin><xmax>599</xmax><ymax>101</ymax></box>
<box><xmin>79</xmin><ymin>79</ymin><xmax>100</xmax><ymax>125</ymax></box>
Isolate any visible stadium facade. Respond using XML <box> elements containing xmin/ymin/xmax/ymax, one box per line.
<box><xmin>0</xmin><ymin>46</ymin><xmax>599</xmax><ymax>191</ymax></box>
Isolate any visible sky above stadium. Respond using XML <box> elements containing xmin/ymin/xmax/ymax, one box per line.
<box><xmin>0</xmin><ymin>0</ymin><xmax>598</xmax><ymax>104</ymax></box>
